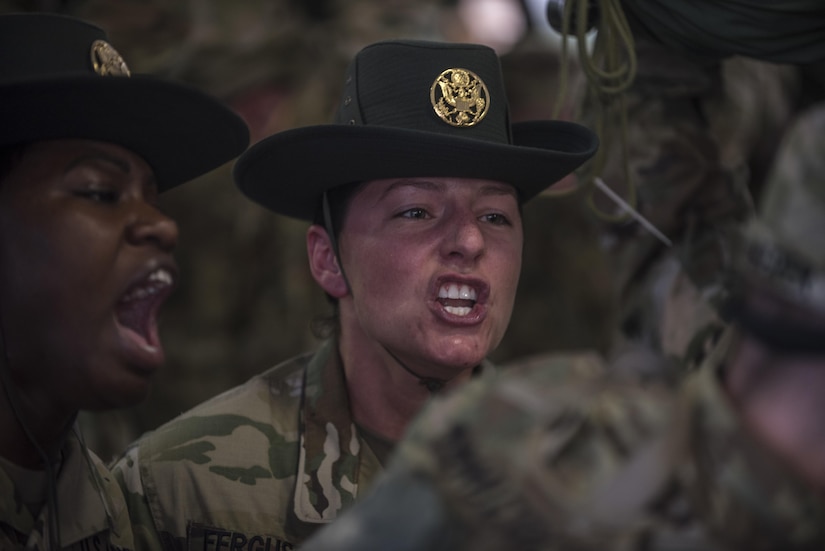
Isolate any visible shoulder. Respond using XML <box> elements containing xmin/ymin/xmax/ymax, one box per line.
<box><xmin>130</xmin><ymin>348</ymin><xmax>319</xmax><ymax>464</ymax></box>
<box><xmin>393</xmin><ymin>350</ymin><xmax>691</xmax><ymax>546</ymax></box>
<box><xmin>139</xmin><ymin>349</ymin><xmax>316</xmax><ymax>450</ymax></box>
<box><xmin>111</xmin><ymin>350</ymin><xmax>319</xmax><ymax>547</ymax></box>
<box><xmin>407</xmin><ymin>350</ymin><xmax>609</xmax><ymax>438</ymax></box>
<box><xmin>408</xmin><ymin>349</ymin><xmax>672</xmax><ymax>443</ymax></box>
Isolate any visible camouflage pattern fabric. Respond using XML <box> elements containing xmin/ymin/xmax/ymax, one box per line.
<box><xmin>116</xmin><ymin>339</ymin><xmax>501</xmax><ymax>550</ymax></box>
<box><xmin>581</xmin><ymin>16</ymin><xmax>802</xmax><ymax>359</ymax></box>
<box><xmin>111</xmin><ymin>339</ymin><xmax>388</xmax><ymax>550</ymax></box>
<box><xmin>584</xmin><ymin>37</ymin><xmax>760</xmax><ymax>359</ymax></box>
<box><xmin>0</xmin><ymin>430</ymin><xmax>135</xmax><ymax>550</ymax></box>
<box><xmin>302</xmin><ymin>330</ymin><xmax>825</xmax><ymax>551</ymax></box>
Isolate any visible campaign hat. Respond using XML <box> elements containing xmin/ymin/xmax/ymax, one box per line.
<box><xmin>0</xmin><ymin>13</ymin><xmax>249</xmax><ymax>190</ymax></box>
<box><xmin>234</xmin><ymin>40</ymin><xmax>598</xmax><ymax>220</ymax></box>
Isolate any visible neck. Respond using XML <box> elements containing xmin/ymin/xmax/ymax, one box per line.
<box><xmin>0</xmin><ymin>376</ymin><xmax>74</xmax><ymax>468</ymax></box>
<box><xmin>338</xmin><ymin>325</ymin><xmax>475</xmax><ymax>443</ymax></box>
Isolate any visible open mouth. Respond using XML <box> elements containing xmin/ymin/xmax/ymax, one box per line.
<box><xmin>437</xmin><ymin>282</ymin><xmax>478</xmax><ymax>317</ymax></box>
<box><xmin>115</xmin><ymin>268</ymin><xmax>175</xmax><ymax>349</ymax></box>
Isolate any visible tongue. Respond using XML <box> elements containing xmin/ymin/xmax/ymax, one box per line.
<box><xmin>117</xmin><ymin>299</ymin><xmax>153</xmax><ymax>342</ymax></box>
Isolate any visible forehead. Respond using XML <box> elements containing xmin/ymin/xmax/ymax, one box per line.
<box><xmin>21</xmin><ymin>139</ymin><xmax>143</xmax><ymax>169</ymax></box>
<box><xmin>355</xmin><ymin>176</ymin><xmax>518</xmax><ymax>202</ymax></box>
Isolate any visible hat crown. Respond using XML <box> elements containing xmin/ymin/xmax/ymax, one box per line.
<box><xmin>0</xmin><ymin>13</ymin><xmax>128</xmax><ymax>82</ymax></box>
<box><xmin>334</xmin><ymin>40</ymin><xmax>513</xmax><ymax>145</ymax></box>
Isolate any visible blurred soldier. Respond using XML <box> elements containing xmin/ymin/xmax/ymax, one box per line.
<box><xmin>0</xmin><ymin>12</ymin><xmax>248</xmax><ymax>550</ymax></box>
<box><xmin>301</xmin><ymin>103</ymin><xmax>825</xmax><ymax>550</ymax></box>
<box><xmin>112</xmin><ymin>40</ymin><xmax>597</xmax><ymax>549</ymax></box>
<box><xmin>551</xmin><ymin>0</ymin><xmax>825</xmax><ymax>363</ymax></box>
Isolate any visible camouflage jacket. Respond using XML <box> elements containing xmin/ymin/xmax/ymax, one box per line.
<box><xmin>111</xmin><ymin>339</ymin><xmax>386</xmax><ymax>551</ymax></box>
<box><xmin>303</xmin><ymin>331</ymin><xmax>825</xmax><ymax>551</ymax></box>
<box><xmin>0</xmin><ymin>428</ymin><xmax>135</xmax><ymax>550</ymax></box>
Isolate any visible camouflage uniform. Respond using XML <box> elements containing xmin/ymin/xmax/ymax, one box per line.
<box><xmin>302</xmin><ymin>333</ymin><xmax>825</xmax><ymax>551</ymax></box>
<box><xmin>113</xmin><ymin>339</ymin><xmax>493</xmax><ymax>550</ymax></box>
<box><xmin>0</xmin><ymin>430</ymin><xmax>135</xmax><ymax>550</ymax></box>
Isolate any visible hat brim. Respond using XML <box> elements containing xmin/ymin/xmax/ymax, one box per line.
<box><xmin>234</xmin><ymin>120</ymin><xmax>598</xmax><ymax>220</ymax></box>
<box><xmin>1</xmin><ymin>76</ymin><xmax>249</xmax><ymax>191</ymax></box>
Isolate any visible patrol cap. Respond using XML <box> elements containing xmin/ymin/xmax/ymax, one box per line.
<box><xmin>234</xmin><ymin>39</ymin><xmax>599</xmax><ymax>221</ymax></box>
<box><xmin>0</xmin><ymin>13</ymin><xmax>249</xmax><ymax>190</ymax></box>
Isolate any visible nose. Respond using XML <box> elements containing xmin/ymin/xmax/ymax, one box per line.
<box><xmin>443</xmin><ymin>212</ymin><xmax>485</xmax><ymax>263</ymax></box>
<box><xmin>125</xmin><ymin>200</ymin><xmax>179</xmax><ymax>253</ymax></box>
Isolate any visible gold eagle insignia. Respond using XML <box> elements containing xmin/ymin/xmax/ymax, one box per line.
<box><xmin>90</xmin><ymin>40</ymin><xmax>131</xmax><ymax>77</ymax></box>
<box><xmin>430</xmin><ymin>68</ymin><xmax>489</xmax><ymax>128</ymax></box>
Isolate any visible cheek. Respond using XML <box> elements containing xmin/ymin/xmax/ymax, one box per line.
<box><xmin>0</xmin><ymin>223</ymin><xmax>109</xmax><ymax>357</ymax></box>
<box><xmin>349</xmin><ymin>238</ymin><xmax>424</xmax><ymax>292</ymax></box>
<box><xmin>492</xmin><ymin>237</ymin><xmax>523</xmax><ymax>298</ymax></box>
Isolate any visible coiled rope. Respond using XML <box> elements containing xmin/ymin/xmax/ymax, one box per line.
<box><xmin>553</xmin><ymin>0</ymin><xmax>639</xmax><ymax>223</ymax></box>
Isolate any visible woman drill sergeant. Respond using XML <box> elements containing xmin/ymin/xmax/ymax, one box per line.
<box><xmin>0</xmin><ymin>12</ymin><xmax>248</xmax><ymax>550</ymax></box>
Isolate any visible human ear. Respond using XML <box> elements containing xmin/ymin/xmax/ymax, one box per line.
<box><xmin>306</xmin><ymin>224</ymin><xmax>348</xmax><ymax>298</ymax></box>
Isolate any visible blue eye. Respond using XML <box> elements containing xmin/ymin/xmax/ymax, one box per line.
<box><xmin>481</xmin><ymin>213</ymin><xmax>511</xmax><ymax>226</ymax></box>
<box><xmin>399</xmin><ymin>208</ymin><xmax>430</xmax><ymax>219</ymax></box>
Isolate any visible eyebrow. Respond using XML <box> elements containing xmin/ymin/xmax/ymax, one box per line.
<box><xmin>379</xmin><ymin>179</ymin><xmax>518</xmax><ymax>200</ymax></box>
<box><xmin>478</xmin><ymin>183</ymin><xmax>518</xmax><ymax>199</ymax></box>
<box><xmin>64</xmin><ymin>150</ymin><xmax>160</xmax><ymax>190</ymax></box>
<box><xmin>379</xmin><ymin>179</ymin><xmax>442</xmax><ymax>201</ymax></box>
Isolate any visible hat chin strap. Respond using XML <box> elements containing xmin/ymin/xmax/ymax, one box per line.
<box><xmin>322</xmin><ymin>192</ymin><xmax>449</xmax><ymax>394</ymax></box>
<box><xmin>382</xmin><ymin>345</ymin><xmax>448</xmax><ymax>393</ymax></box>
<box><xmin>321</xmin><ymin>191</ymin><xmax>353</xmax><ymax>296</ymax></box>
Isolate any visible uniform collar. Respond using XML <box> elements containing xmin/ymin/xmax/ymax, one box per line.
<box><xmin>0</xmin><ymin>429</ymin><xmax>134</xmax><ymax>549</ymax></box>
<box><xmin>292</xmin><ymin>339</ymin><xmax>496</xmax><ymax>524</ymax></box>
<box><xmin>293</xmin><ymin>339</ymin><xmax>369</xmax><ymax>523</ymax></box>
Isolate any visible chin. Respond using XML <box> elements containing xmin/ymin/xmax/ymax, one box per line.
<box><xmin>440</xmin><ymin>335</ymin><xmax>494</xmax><ymax>361</ymax></box>
<box><xmin>432</xmin><ymin>348</ymin><xmax>487</xmax><ymax>371</ymax></box>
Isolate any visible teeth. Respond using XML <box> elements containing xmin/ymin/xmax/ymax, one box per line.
<box><xmin>121</xmin><ymin>269</ymin><xmax>173</xmax><ymax>302</ymax></box>
<box><xmin>148</xmin><ymin>269</ymin><xmax>173</xmax><ymax>285</ymax></box>
<box><xmin>445</xmin><ymin>306</ymin><xmax>472</xmax><ymax>316</ymax></box>
<box><xmin>438</xmin><ymin>283</ymin><xmax>477</xmax><ymax>301</ymax></box>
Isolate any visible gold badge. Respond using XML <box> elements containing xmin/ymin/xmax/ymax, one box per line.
<box><xmin>90</xmin><ymin>40</ymin><xmax>131</xmax><ymax>77</ymax></box>
<box><xmin>430</xmin><ymin>68</ymin><xmax>489</xmax><ymax>128</ymax></box>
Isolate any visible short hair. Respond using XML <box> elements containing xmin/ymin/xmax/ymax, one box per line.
<box><xmin>311</xmin><ymin>181</ymin><xmax>366</xmax><ymax>237</ymax></box>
